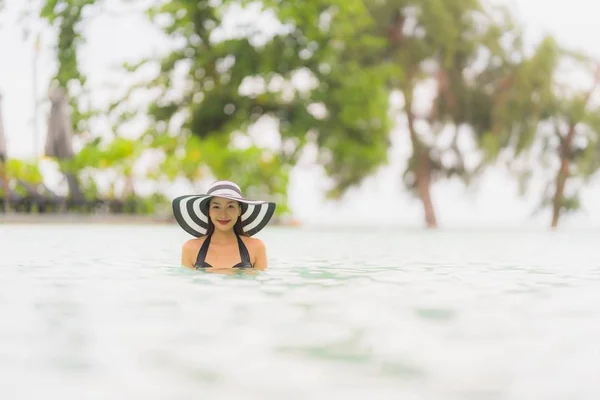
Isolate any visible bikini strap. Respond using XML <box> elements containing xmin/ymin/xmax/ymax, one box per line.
<box><xmin>236</xmin><ymin>234</ymin><xmax>251</xmax><ymax>264</ymax></box>
<box><xmin>195</xmin><ymin>235</ymin><xmax>212</xmax><ymax>265</ymax></box>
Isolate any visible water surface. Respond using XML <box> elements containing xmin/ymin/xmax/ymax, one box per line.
<box><xmin>1</xmin><ymin>224</ymin><xmax>599</xmax><ymax>399</ymax></box>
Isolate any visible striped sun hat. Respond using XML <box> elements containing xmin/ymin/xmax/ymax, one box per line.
<box><xmin>172</xmin><ymin>180</ymin><xmax>277</xmax><ymax>237</ymax></box>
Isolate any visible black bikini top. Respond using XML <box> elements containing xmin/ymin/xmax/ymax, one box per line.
<box><xmin>194</xmin><ymin>234</ymin><xmax>253</xmax><ymax>269</ymax></box>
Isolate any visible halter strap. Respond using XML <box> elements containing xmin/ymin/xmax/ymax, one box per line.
<box><xmin>195</xmin><ymin>233</ymin><xmax>251</xmax><ymax>265</ymax></box>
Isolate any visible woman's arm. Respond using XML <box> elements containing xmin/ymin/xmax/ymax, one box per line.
<box><xmin>253</xmin><ymin>239</ymin><xmax>268</xmax><ymax>270</ymax></box>
<box><xmin>180</xmin><ymin>240</ymin><xmax>197</xmax><ymax>268</ymax></box>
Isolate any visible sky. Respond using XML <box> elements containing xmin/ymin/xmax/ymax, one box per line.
<box><xmin>1</xmin><ymin>0</ymin><xmax>600</xmax><ymax>229</ymax></box>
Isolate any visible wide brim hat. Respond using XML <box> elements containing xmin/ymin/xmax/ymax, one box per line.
<box><xmin>172</xmin><ymin>180</ymin><xmax>277</xmax><ymax>237</ymax></box>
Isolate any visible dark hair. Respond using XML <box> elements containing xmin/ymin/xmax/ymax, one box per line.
<box><xmin>205</xmin><ymin>199</ymin><xmax>249</xmax><ymax>237</ymax></box>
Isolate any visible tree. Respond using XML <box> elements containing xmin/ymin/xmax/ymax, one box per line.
<box><xmin>499</xmin><ymin>38</ymin><xmax>600</xmax><ymax>227</ymax></box>
<box><xmin>38</xmin><ymin>0</ymin><xmax>101</xmax><ymax>205</ymax></box>
<box><xmin>111</xmin><ymin>0</ymin><xmax>394</xmax><ymax>216</ymax></box>
<box><xmin>40</xmin><ymin>0</ymin><xmax>99</xmax><ymax>133</ymax></box>
<box><xmin>369</xmin><ymin>0</ymin><xmax>526</xmax><ymax>227</ymax></box>
<box><xmin>119</xmin><ymin>0</ymin><xmax>532</xmax><ymax>227</ymax></box>
<box><xmin>267</xmin><ymin>0</ymin><xmax>522</xmax><ymax>227</ymax></box>
<box><xmin>258</xmin><ymin>0</ymin><xmax>397</xmax><ymax>198</ymax></box>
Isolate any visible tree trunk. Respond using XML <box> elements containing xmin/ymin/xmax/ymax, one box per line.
<box><xmin>415</xmin><ymin>149</ymin><xmax>437</xmax><ymax>228</ymax></box>
<box><xmin>406</xmin><ymin>94</ymin><xmax>438</xmax><ymax>228</ymax></box>
<box><xmin>65</xmin><ymin>173</ymin><xmax>84</xmax><ymax>205</ymax></box>
<box><xmin>123</xmin><ymin>175</ymin><xmax>135</xmax><ymax>198</ymax></box>
<box><xmin>0</xmin><ymin>161</ymin><xmax>8</xmax><ymax>213</ymax></box>
<box><xmin>551</xmin><ymin>124</ymin><xmax>576</xmax><ymax>228</ymax></box>
<box><xmin>551</xmin><ymin>151</ymin><xmax>569</xmax><ymax>228</ymax></box>
<box><xmin>551</xmin><ymin>66</ymin><xmax>600</xmax><ymax>228</ymax></box>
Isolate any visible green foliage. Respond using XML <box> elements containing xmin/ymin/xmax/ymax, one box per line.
<box><xmin>484</xmin><ymin>36</ymin><xmax>560</xmax><ymax>158</ymax></box>
<box><xmin>258</xmin><ymin>0</ymin><xmax>396</xmax><ymax>198</ymax></box>
<box><xmin>14</xmin><ymin>0</ymin><xmax>600</xmax><ymax>226</ymax></box>
<box><xmin>315</xmin><ymin>65</ymin><xmax>393</xmax><ymax>198</ymax></box>
<box><xmin>1</xmin><ymin>159</ymin><xmax>44</xmax><ymax>197</ymax></box>
<box><xmin>109</xmin><ymin>0</ymin><xmax>395</xmax><ymax>214</ymax></box>
<box><xmin>578</xmin><ymin>111</ymin><xmax>600</xmax><ymax>179</ymax></box>
<box><xmin>362</xmin><ymin>0</ymin><xmax>524</xmax><ymax>195</ymax></box>
<box><xmin>5</xmin><ymin>159</ymin><xmax>43</xmax><ymax>184</ymax></box>
<box><xmin>496</xmin><ymin>35</ymin><xmax>600</xmax><ymax>225</ymax></box>
<box><xmin>40</xmin><ymin>0</ymin><xmax>99</xmax><ymax>135</ymax></box>
<box><xmin>561</xmin><ymin>195</ymin><xmax>581</xmax><ymax>213</ymax></box>
<box><xmin>111</xmin><ymin>2</ymin><xmax>284</xmax><ymax>208</ymax></box>
<box><xmin>66</xmin><ymin>137</ymin><xmax>139</xmax><ymax>171</ymax></box>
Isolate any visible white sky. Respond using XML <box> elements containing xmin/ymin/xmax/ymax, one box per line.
<box><xmin>1</xmin><ymin>0</ymin><xmax>600</xmax><ymax>229</ymax></box>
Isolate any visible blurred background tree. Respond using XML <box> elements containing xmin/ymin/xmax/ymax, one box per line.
<box><xmin>1</xmin><ymin>0</ymin><xmax>599</xmax><ymax>228</ymax></box>
<box><xmin>495</xmin><ymin>39</ymin><xmax>600</xmax><ymax>228</ymax></box>
<box><xmin>355</xmin><ymin>0</ymin><xmax>530</xmax><ymax>228</ymax></box>
<box><xmin>110</xmin><ymin>0</ymin><xmax>394</xmax><ymax>218</ymax></box>
<box><xmin>38</xmin><ymin>0</ymin><xmax>98</xmax><ymax>207</ymax></box>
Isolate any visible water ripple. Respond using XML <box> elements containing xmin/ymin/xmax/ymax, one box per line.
<box><xmin>1</xmin><ymin>225</ymin><xmax>600</xmax><ymax>399</ymax></box>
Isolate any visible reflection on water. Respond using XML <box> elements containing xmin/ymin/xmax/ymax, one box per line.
<box><xmin>1</xmin><ymin>224</ymin><xmax>600</xmax><ymax>399</ymax></box>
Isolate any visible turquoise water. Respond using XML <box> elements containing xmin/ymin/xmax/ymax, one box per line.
<box><xmin>1</xmin><ymin>224</ymin><xmax>600</xmax><ymax>399</ymax></box>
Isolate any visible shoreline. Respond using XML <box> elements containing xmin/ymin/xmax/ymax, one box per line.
<box><xmin>0</xmin><ymin>213</ymin><xmax>175</xmax><ymax>225</ymax></box>
<box><xmin>0</xmin><ymin>213</ymin><xmax>301</xmax><ymax>227</ymax></box>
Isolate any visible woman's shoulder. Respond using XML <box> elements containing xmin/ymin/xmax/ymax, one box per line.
<box><xmin>180</xmin><ymin>237</ymin><xmax>207</xmax><ymax>269</ymax></box>
<box><xmin>182</xmin><ymin>237</ymin><xmax>207</xmax><ymax>251</ymax></box>
<box><xmin>241</xmin><ymin>235</ymin><xmax>266</xmax><ymax>250</ymax></box>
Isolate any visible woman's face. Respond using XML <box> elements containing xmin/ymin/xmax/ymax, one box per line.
<box><xmin>208</xmin><ymin>197</ymin><xmax>241</xmax><ymax>232</ymax></box>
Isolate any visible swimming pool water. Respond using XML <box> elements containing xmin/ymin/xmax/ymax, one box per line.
<box><xmin>1</xmin><ymin>224</ymin><xmax>599</xmax><ymax>399</ymax></box>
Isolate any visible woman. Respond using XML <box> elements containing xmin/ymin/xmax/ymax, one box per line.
<box><xmin>172</xmin><ymin>180</ymin><xmax>276</xmax><ymax>270</ymax></box>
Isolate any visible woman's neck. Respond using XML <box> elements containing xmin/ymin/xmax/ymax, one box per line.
<box><xmin>210</xmin><ymin>229</ymin><xmax>237</xmax><ymax>244</ymax></box>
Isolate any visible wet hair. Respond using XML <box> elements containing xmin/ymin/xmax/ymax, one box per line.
<box><xmin>205</xmin><ymin>198</ymin><xmax>249</xmax><ymax>237</ymax></box>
